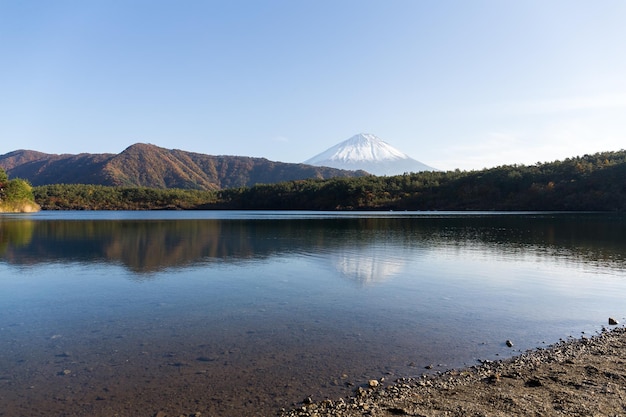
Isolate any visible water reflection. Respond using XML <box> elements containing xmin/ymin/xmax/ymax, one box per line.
<box><xmin>1</xmin><ymin>213</ymin><xmax>626</xmax><ymax>277</ymax></box>
<box><xmin>331</xmin><ymin>245</ymin><xmax>406</xmax><ymax>285</ymax></box>
<box><xmin>0</xmin><ymin>219</ymin><xmax>35</xmax><ymax>255</ymax></box>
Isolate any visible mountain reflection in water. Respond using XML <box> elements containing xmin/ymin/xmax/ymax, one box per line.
<box><xmin>2</xmin><ymin>213</ymin><xmax>626</xmax><ymax>279</ymax></box>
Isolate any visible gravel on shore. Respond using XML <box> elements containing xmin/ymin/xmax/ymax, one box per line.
<box><xmin>279</xmin><ymin>326</ymin><xmax>626</xmax><ymax>417</ymax></box>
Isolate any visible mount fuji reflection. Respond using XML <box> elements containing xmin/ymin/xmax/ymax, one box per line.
<box><xmin>3</xmin><ymin>212</ymin><xmax>625</xmax><ymax>277</ymax></box>
<box><xmin>330</xmin><ymin>245</ymin><xmax>408</xmax><ymax>285</ymax></box>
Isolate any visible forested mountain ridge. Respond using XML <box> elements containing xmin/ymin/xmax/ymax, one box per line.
<box><xmin>33</xmin><ymin>150</ymin><xmax>626</xmax><ymax>211</ymax></box>
<box><xmin>0</xmin><ymin>143</ymin><xmax>368</xmax><ymax>190</ymax></box>
<box><xmin>214</xmin><ymin>150</ymin><xmax>626</xmax><ymax>211</ymax></box>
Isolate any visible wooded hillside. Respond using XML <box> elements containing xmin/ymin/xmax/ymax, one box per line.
<box><xmin>214</xmin><ymin>150</ymin><xmax>626</xmax><ymax>211</ymax></box>
<box><xmin>33</xmin><ymin>150</ymin><xmax>626</xmax><ymax>211</ymax></box>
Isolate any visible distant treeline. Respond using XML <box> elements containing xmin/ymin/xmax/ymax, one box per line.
<box><xmin>34</xmin><ymin>150</ymin><xmax>626</xmax><ymax>211</ymax></box>
<box><xmin>34</xmin><ymin>184</ymin><xmax>217</xmax><ymax>210</ymax></box>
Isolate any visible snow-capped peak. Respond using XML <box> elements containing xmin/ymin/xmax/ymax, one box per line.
<box><xmin>329</xmin><ymin>133</ymin><xmax>410</xmax><ymax>162</ymax></box>
<box><xmin>304</xmin><ymin>133</ymin><xmax>436</xmax><ymax>176</ymax></box>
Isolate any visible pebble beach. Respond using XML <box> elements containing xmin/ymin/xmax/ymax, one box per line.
<box><xmin>280</xmin><ymin>324</ymin><xmax>626</xmax><ymax>417</ymax></box>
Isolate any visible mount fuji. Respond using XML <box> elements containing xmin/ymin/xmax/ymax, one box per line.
<box><xmin>304</xmin><ymin>133</ymin><xmax>436</xmax><ymax>176</ymax></box>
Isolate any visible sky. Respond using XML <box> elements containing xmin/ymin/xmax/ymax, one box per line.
<box><xmin>1</xmin><ymin>0</ymin><xmax>625</xmax><ymax>171</ymax></box>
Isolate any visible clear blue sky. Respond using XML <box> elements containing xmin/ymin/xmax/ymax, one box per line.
<box><xmin>2</xmin><ymin>0</ymin><xmax>625</xmax><ymax>171</ymax></box>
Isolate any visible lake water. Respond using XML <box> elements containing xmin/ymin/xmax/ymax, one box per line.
<box><xmin>1</xmin><ymin>211</ymin><xmax>625</xmax><ymax>416</ymax></box>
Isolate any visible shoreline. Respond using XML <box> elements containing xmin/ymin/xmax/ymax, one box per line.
<box><xmin>280</xmin><ymin>325</ymin><xmax>626</xmax><ymax>416</ymax></box>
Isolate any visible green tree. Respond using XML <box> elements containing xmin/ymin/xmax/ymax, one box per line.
<box><xmin>5</xmin><ymin>179</ymin><xmax>36</xmax><ymax>203</ymax></box>
<box><xmin>0</xmin><ymin>167</ymin><xmax>8</xmax><ymax>200</ymax></box>
<box><xmin>0</xmin><ymin>168</ymin><xmax>39</xmax><ymax>212</ymax></box>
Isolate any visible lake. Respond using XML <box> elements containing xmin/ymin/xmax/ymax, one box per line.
<box><xmin>1</xmin><ymin>211</ymin><xmax>625</xmax><ymax>416</ymax></box>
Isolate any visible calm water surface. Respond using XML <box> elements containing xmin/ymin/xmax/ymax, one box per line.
<box><xmin>1</xmin><ymin>211</ymin><xmax>625</xmax><ymax>416</ymax></box>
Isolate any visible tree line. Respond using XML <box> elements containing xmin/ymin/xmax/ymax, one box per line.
<box><xmin>33</xmin><ymin>183</ymin><xmax>217</xmax><ymax>210</ymax></box>
<box><xmin>30</xmin><ymin>150</ymin><xmax>626</xmax><ymax>212</ymax></box>
<box><xmin>211</xmin><ymin>150</ymin><xmax>626</xmax><ymax>211</ymax></box>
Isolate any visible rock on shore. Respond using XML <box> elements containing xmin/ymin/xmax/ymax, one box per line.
<box><xmin>280</xmin><ymin>326</ymin><xmax>626</xmax><ymax>416</ymax></box>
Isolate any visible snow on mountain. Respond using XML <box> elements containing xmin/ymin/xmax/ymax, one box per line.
<box><xmin>304</xmin><ymin>133</ymin><xmax>436</xmax><ymax>176</ymax></box>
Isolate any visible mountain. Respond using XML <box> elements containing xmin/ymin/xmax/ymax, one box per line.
<box><xmin>0</xmin><ymin>143</ymin><xmax>368</xmax><ymax>191</ymax></box>
<box><xmin>304</xmin><ymin>133</ymin><xmax>436</xmax><ymax>175</ymax></box>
